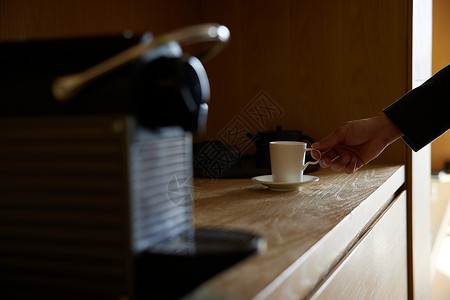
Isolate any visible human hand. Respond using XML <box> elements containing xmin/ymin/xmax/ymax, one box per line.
<box><xmin>311</xmin><ymin>113</ymin><xmax>403</xmax><ymax>174</ymax></box>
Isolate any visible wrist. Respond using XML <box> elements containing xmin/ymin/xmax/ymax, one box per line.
<box><xmin>374</xmin><ymin>112</ymin><xmax>403</xmax><ymax>145</ymax></box>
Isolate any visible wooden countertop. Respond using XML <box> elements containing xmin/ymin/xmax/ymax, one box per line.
<box><xmin>186</xmin><ymin>164</ymin><xmax>405</xmax><ymax>300</ymax></box>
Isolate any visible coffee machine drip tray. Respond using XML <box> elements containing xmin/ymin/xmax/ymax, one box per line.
<box><xmin>136</xmin><ymin>227</ymin><xmax>265</xmax><ymax>299</ymax></box>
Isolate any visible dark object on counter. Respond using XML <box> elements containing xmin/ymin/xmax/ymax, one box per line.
<box><xmin>248</xmin><ymin>125</ymin><xmax>318</xmax><ymax>172</ymax></box>
<box><xmin>136</xmin><ymin>227</ymin><xmax>264</xmax><ymax>299</ymax></box>
<box><xmin>193</xmin><ymin>140</ymin><xmax>242</xmax><ymax>178</ymax></box>
<box><xmin>193</xmin><ymin>141</ymin><xmax>273</xmax><ymax>179</ymax></box>
<box><xmin>193</xmin><ymin>131</ymin><xmax>319</xmax><ymax>179</ymax></box>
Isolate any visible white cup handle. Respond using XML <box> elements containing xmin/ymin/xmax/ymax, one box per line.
<box><xmin>303</xmin><ymin>148</ymin><xmax>322</xmax><ymax>170</ymax></box>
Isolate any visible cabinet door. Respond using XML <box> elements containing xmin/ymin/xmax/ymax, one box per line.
<box><xmin>310</xmin><ymin>191</ymin><xmax>407</xmax><ymax>299</ymax></box>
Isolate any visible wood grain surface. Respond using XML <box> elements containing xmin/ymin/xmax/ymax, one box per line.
<box><xmin>193</xmin><ymin>0</ymin><xmax>409</xmax><ymax>165</ymax></box>
<box><xmin>187</xmin><ymin>164</ymin><xmax>405</xmax><ymax>299</ymax></box>
<box><xmin>0</xmin><ymin>0</ymin><xmax>200</xmax><ymax>41</ymax></box>
<box><xmin>311</xmin><ymin>191</ymin><xmax>408</xmax><ymax>300</ymax></box>
<box><xmin>0</xmin><ymin>0</ymin><xmax>410</xmax><ymax>164</ymax></box>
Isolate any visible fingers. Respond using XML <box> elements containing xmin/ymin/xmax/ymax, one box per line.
<box><xmin>315</xmin><ymin>148</ymin><xmax>364</xmax><ymax>173</ymax></box>
<box><xmin>319</xmin><ymin>149</ymin><xmax>338</xmax><ymax>168</ymax></box>
<box><xmin>311</xmin><ymin>127</ymin><xmax>345</xmax><ymax>163</ymax></box>
<box><xmin>330</xmin><ymin>154</ymin><xmax>350</xmax><ymax>172</ymax></box>
<box><xmin>311</xmin><ymin>148</ymin><xmax>321</xmax><ymax>160</ymax></box>
<box><xmin>328</xmin><ymin>154</ymin><xmax>362</xmax><ymax>173</ymax></box>
<box><xmin>311</xmin><ymin>127</ymin><xmax>344</xmax><ymax>152</ymax></box>
<box><xmin>311</xmin><ymin>123</ymin><xmax>365</xmax><ymax>173</ymax></box>
<box><xmin>345</xmin><ymin>156</ymin><xmax>359</xmax><ymax>174</ymax></box>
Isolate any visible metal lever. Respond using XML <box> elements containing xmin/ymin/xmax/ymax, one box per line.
<box><xmin>52</xmin><ymin>23</ymin><xmax>230</xmax><ymax>102</ymax></box>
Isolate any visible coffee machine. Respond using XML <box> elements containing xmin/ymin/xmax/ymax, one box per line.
<box><xmin>0</xmin><ymin>24</ymin><xmax>262</xmax><ymax>300</ymax></box>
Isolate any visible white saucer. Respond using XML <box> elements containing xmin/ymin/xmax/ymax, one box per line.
<box><xmin>251</xmin><ymin>175</ymin><xmax>319</xmax><ymax>192</ymax></box>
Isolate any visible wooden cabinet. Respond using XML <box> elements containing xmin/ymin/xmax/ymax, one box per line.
<box><xmin>311</xmin><ymin>192</ymin><xmax>408</xmax><ymax>299</ymax></box>
<box><xmin>188</xmin><ymin>165</ymin><xmax>406</xmax><ymax>299</ymax></box>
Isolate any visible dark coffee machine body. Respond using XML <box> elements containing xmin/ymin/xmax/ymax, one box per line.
<box><xmin>0</xmin><ymin>25</ymin><xmax>261</xmax><ymax>300</ymax></box>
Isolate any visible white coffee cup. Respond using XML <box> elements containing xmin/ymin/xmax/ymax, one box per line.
<box><xmin>269</xmin><ymin>141</ymin><xmax>322</xmax><ymax>182</ymax></box>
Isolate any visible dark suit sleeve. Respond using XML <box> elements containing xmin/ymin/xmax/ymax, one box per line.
<box><xmin>383</xmin><ymin>64</ymin><xmax>450</xmax><ymax>152</ymax></box>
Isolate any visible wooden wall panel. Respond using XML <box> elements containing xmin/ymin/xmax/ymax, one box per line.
<box><xmin>0</xmin><ymin>0</ymin><xmax>200</xmax><ymax>40</ymax></box>
<box><xmin>407</xmin><ymin>147</ymin><xmax>432</xmax><ymax>300</ymax></box>
<box><xmin>0</xmin><ymin>0</ymin><xmax>410</xmax><ymax>164</ymax></box>
<box><xmin>432</xmin><ymin>0</ymin><xmax>450</xmax><ymax>73</ymax></box>
<box><xmin>431</xmin><ymin>0</ymin><xmax>450</xmax><ymax>172</ymax></box>
<box><xmin>407</xmin><ymin>0</ymin><xmax>432</xmax><ymax>298</ymax></box>
<box><xmin>196</xmin><ymin>0</ymin><xmax>409</xmax><ymax>163</ymax></box>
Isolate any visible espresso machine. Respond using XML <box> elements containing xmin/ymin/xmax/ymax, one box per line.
<box><xmin>0</xmin><ymin>24</ymin><xmax>262</xmax><ymax>300</ymax></box>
